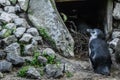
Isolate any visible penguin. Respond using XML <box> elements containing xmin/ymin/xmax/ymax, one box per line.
<box><xmin>87</xmin><ymin>28</ymin><xmax>112</xmax><ymax>76</ymax></box>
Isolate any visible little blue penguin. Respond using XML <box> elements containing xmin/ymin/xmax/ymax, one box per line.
<box><xmin>87</xmin><ymin>28</ymin><xmax>112</xmax><ymax>76</ymax></box>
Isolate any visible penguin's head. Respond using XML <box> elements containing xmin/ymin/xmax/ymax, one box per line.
<box><xmin>87</xmin><ymin>28</ymin><xmax>105</xmax><ymax>39</ymax></box>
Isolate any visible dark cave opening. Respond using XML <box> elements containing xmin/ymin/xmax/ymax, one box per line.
<box><xmin>55</xmin><ymin>0</ymin><xmax>107</xmax><ymax>60</ymax></box>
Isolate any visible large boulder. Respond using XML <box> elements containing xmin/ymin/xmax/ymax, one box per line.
<box><xmin>113</xmin><ymin>3</ymin><xmax>120</xmax><ymax>20</ymax></box>
<box><xmin>28</xmin><ymin>0</ymin><xmax>74</xmax><ymax>57</ymax></box>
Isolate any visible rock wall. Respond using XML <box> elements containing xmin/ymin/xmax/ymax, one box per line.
<box><xmin>28</xmin><ymin>0</ymin><xmax>74</xmax><ymax>57</ymax></box>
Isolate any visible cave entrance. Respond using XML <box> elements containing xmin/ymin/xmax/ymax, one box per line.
<box><xmin>55</xmin><ymin>0</ymin><xmax>113</xmax><ymax>60</ymax></box>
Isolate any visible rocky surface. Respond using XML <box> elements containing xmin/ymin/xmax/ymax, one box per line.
<box><xmin>0</xmin><ymin>0</ymin><xmax>120</xmax><ymax>80</ymax></box>
<box><xmin>28</xmin><ymin>0</ymin><xmax>74</xmax><ymax>57</ymax></box>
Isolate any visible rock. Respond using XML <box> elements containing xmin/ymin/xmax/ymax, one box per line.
<box><xmin>33</xmin><ymin>36</ymin><xmax>43</xmax><ymax>44</ymax></box>
<box><xmin>4</xmin><ymin>42</ymin><xmax>20</xmax><ymax>55</ymax></box>
<box><xmin>112</xmin><ymin>30</ymin><xmax>120</xmax><ymax>39</ymax></box>
<box><xmin>109</xmin><ymin>48</ymin><xmax>114</xmax><ymax>54</ymax></box>
<box><xmin>0</xmin><ymin>12</ymin><xmax>13</xmax><ymax>23</ymax></box>
<box><xmin>9</xmin><ymin>0</ymin><xmax>17</xmax><ymax>5</ymax></box>
<box><xmin>0</xmin><ymin>0</ymin><xmax>11</xmax><ymax>6</ymax></box>
<box><xmin>26</xmin><ymin>28</ymin><xmax>39</xmax><ymax>36</ymax></box>
<box><xmin>23</xmin><ymin>44</ymin><xmax>37</xmax><ymax>56</ymax></box>
<box><xmin>6</xmin><ymin>53</ymin><xmax>25</xmax><ymax>66</ymax></box>
<box><xmin>18</xmin><ymin>0</ymin><xmax>29</xmax><ymax>11</ymax></box>
<box><xmin>31</xmin><ymin>39</ymin><xmax>38</xmax><ymax>46</ymax></box>
<box><xmin>109</xmin><ymin>38</ymin><xmax>120</xmax><ymax>50</ymax></box>
<box><xmin>0</xmin><ymin>50</ymin><xmax>6</xmax><ymax>60</ymax></box>
<box><xmin>38</xmin><ymin>56</ymin><xmax>47</xmax><ymax>65</ymax></box>
<box><xmin>0</xmin><ymin>8</ymin><xmax>4</xmax><ymax>14</ymax></box>
<box><xmin>15</xmin><ymin>4</ymin><xmax>21</xmax><ymax>12</ymax></box>
<box><xmin>28</xmin><ymin>0</ymin><xmax>74</xmax><ymax>57</ymax></box>
<box><xmin>5</xmin><ymin>23</ymin><xmax>16</xmax><ymax>30</ymax></box>
<box><xmin>4</xmin><ymin>6</ymin><xmax>15</xmax><ymax>13</ymax></box>
<box><xmin>0</xmin><ymin>72</ymin><xmax>3</xmax><ymax>78</ymax></box>
<box><xmin>0</xmin><ymin>60</ymin><xmax>12</xmax><ymax>72</ymax></box>
<box><xmin>0</xmin><ymin>29</ymin><xmax>12</xmax><ymax>38</ymax></box>
<box><xmin>113</xmin><ymin>3</ymin><xmax>120</xmax><ymax>20</ymax></box>
<box><xmin>45</xmin><ymin>64</ymin><xmax>64</xmax><ymax>78</ymax></box>
<box><xmin>26</xmin><ymin>67</ymin><xmax>41</xmax><ymax>79</ymax></box>
<box><xmin>3</xmin><ymin>35</ymin><xmax>17</xmax><ymax>45</ymax></box>
<box><xmin>0</xmin><ymin>26</ymin><xmax>2</xmax><ymax>31</ymax></box>
<box><xmin>9</xmin><ymin>13</ymin><xmax>19</xmax><ymax>20</ymax></box>
<box><xmin>14</xmin><ymin>18</ymin><xmax>29</xmax><ymax>27</ymax></box>
<box><xmin>43</xmin><ymin>48</ymin><xmax>56</xmax><ymax>56</ymax></box>
<box><xmin>14</xmin><ymin>27</ymin><xmax>26</xmax><ymax>38</ymax></box>
<box><xmin>19</xmin><ymin>33</ymin><xmax>33</xmax><ymax>43</ymax></box>
<box><xmin>23</xmin><ymin>56</ymin><xmax>33</xmax><ymax>63</ymax></box>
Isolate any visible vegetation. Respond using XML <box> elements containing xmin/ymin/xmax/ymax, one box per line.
<box><xmin>42</xmin><ymin>52</ymin><xmax>56</xmax><ymax>64</ymax></box>
<box><xmin>18</xmin><ymin>66</ymin><xmax>30</xmax><ymax>77</ymax></box>
<box><xmin>38</xmin><ymin>28</ymin><xmax>56</xmax><ymax>48</ymax></box>
<box><xmin>65</xmin><ymin>71</ymin><xmax>73</xmax><ymax>78</ymax></box>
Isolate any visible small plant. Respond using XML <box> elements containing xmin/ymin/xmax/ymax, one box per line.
<box><xmin>19</xmin><ymin>42</ymin><xmax>25</xmax><ymax>56</ymax></box>
<box><xmin>18</xmin><ymin>66</ymin><xmax>30</xmax><ymax>77</ymax></box>
<box><xmin>65</xmin><ymin>71</ymin><xmax>73</xmax><ymax>78</ymax></box>
<box><xmin>31</xmin><ymin>51</ymin><xmax>41</xmax><ymax>67</ymax></box>
<box><xmin>38</xmin><ymin>28</ymin><xmax>56</xmax><ymax>48</ymax></box>
<box><xmin>42</xmin><ymin>52</ymin><xmax>55</xmax><ymax>64</ymax></box>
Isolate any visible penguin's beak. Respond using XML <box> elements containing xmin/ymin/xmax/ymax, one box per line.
<box><xmin>86</xmin><ymin>29</ymin><xmax>93</xmax><ymax>33</ymax></box>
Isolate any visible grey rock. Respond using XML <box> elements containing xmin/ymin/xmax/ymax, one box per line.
<box><xmin>14</xmin><ymin>18</ymin><xmax>29</xmax><ymax>27</ymax></box>
<box><xmin>0</xmin><ymin>29</ymin><xmax>12</xmax><ymax>38</ymax></box>
<box><xmin>33</xmin><ymin>36</ymin><xmax>43</xmax><ymax>44</ymax></box>
<box><xmin>4</xmin><ymin>6</ymin><xmax>15</xmax><ymax>13</ymax></box>
<box><xmin>9</xmin><ymin>0</ymin><xmax>17</xmax><ymax>5</ymax></box>
<box><xmin>18</xmin><ymin>0</ymin><xmax>29</xmax><ymax>11</ymax></box>
<box><xmin>109</xmin><ymin>48</ymin><xmax>114</xmax><ymax>54</ymax></box>
<box><xmin>3</xmin><ymin>35</ymin><xmax>17</xmax><ymax>46</ymax></box>
<box><xmin>109</xmin><ymin>38</ymin><xmax>120</xmax><ymax>50</ymax></box>
<box><xmin>43</xmin><ymin>48</ymin><xmax>56</xmax><ymax>57</ymax></box>
<box><xmin>6</xmin><ymin>53</ymin><xmax>25</xmax><ymax>66</ymax></box>
<box><xmin>5</xmin><ymin>23</ymin><xmax>16</xmax><ymax>30</ymax></box>
<box><xmin>19</xmin><ymin>33</ymin><xmax>33</xmax><ymax>43</ymax></box>
<box><xmin>26</xmin><ymin>67</ymin><xmax>41</xmax><ymax>79</ymax></box>
<box><xmin>23</xmin><ymin>44</ymin><xmax>37</xmax><ymax>56</ymax></box>
<box><xmin>0</xmin><ymin>50</ymin><xmax>6</xmax><ymax>60</ymax></box>
<box><xmin>0</xmin><ymin>12</ymin><xmax>13</xmax><ymax>23</ymax></box>
<box><xmin>31</xmin><ymin>39</ymin><xmax>38</xmax><ymax>46</ymax></box>
<box><xmin>26</xmin><ymin>28</ymin><xmax>39</xmax><ymax>36</ymax></box>
<box><xmin>112</xmin><ymin>31</ymin><xmax>120</xmax><ymax>39</ymax></box>
<box><xmin>45</xmin><ymin>64</ymin><xmax>64</xmax><ymax>78</ymax></box>
<box><xmin>0</xmin><ymin>0</ymin><xmax>11</xmax><ymax>6</ymax></box>
<box><xmin>0</xmin><ymin>72</ymin><xmax>3</xmax><ymax>78</ymax></box>
<box><xmin>5</xmin><ymin>42</ymin><xmax>20</xmax><ymax>55</ymax></box>
<box><xmin>113</xmin><ymin>3</ymin><xmax>120</xmax><ymax>20</ymax></box>
<box><xmin>9</xmin><ymin>13</ymin><xmax>19</xmax><ymax>20</ymax></box>
<box><xmin>0</xmin><ymin>8</ymin><xmax>3</xmax><ymax>14</ymax></box>
<box><xmin>0</xmin><ymin>26</ymin><xmax>2</xmax><ymax>31</ymax></box>
<box><xmin>14</xmin><ymin>27</ymin><xmax>26</xmax><ymax>38</ymax></box>
<box><xmin>15</xmin><ymin>4</ymin><xmax>21</xmax><ymax>12</ymax></box>
<box><xmin>38</xmin><ymin>56</ymin><xmax>47</xmax><ymax>65</ymax></box>
<box><xmin>23</xmin><ymin>56</ymin><xmax>33</xmax><ymax>63</ymax></box>
<box><xmin>0</xmin><ymin>60</ymin><xmax>12</xmax><ymax>72</ymax></box>
<box><xmin>28</xmin><ymin>0</ymin><xmax>74</xmax><ymax>57</ymax></box>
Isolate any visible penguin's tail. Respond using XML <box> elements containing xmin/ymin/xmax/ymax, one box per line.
<box><xmin>95</xmin><ymin>65</ymin><xmax>110</xmax><ymax>76</ymax></box>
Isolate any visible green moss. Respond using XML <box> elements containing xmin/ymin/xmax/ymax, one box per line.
<box><xmin>38</xmin><ymin>28</ymin><xmax>56</xmax><ymax>48</ymax></box>
<box><xmin>65</xmin><ymin>71</ymin><xmax>73</xmax><ymax>78</ymax></box>
<box><xmin>19</xmin><ymin>43</ymin><xmax>25</xmax><ymax>56</ymax></box>
<box><xmin>31</xmin><ymin>51</ymin><xmax>41</xmax><ymax>67</ymax></box>
<box><xmin>18</xmin><ymin>66</ymin><xmax>30</xmax><ymax>77</ymax></box>
<box><xmin>42</xmin><ymin>52</ymin><xmax>56</xmax><ymax>64</ymax></box>
<box><xmin>3</xmin><ymin>29</ymin><xmax>12</xmax><ymax>38</ymax></box>
<box><xmin>28</xmin><ymin>9</ymin><xmax>33</xmax><ymax>15</ymax></box>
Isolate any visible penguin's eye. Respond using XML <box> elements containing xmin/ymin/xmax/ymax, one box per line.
<box><xmin>92</xmin><ymin>31</ymin><xmax>95</xmax><ymax>34</ymax></box>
